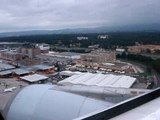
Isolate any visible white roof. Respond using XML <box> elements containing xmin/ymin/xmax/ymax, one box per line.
<box><xmin>116</xmin><ymin>49</ymin><xmax>125</xmax><ymax>52</ymax></box>
<box><xmin>6</xmin><ymin>85</ymin><xmax>113</xmax><ymax>120</ymax></box>
<box><xmin>58</xmin><ymin>73</ymin><xmax>136</xmax><ymax>88</ymax></box>
<box><xmin>20</xmin><ymin>74</ymin><xmax>48</xmax><ymax>82</ymax></box>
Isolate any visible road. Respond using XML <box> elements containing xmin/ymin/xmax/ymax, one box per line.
<box><xmin>151</xmin><ymin>69</ymin><xmax>160</xmax><ymax>88</ymax></box>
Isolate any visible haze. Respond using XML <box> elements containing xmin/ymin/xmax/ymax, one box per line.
<box><xmin>0</xmin><ymin>0</ymin><xmax>160</xmax><ymax>32</ymax></box>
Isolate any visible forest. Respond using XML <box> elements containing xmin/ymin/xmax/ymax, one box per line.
<box><xmin>0</xmin><ymin>32</ymin><xmax>160</xmax><ymax>49</ymax></box>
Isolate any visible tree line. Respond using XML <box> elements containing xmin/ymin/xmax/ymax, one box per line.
<box><xmin>0</xmin><ymin>32</ymin><xmax>160</xmax><ymax>49</ymax></box>
<box><xmin>117</xmin><ymin>53</ymin><xmax>160</xmax><ymax>74</ymax></box>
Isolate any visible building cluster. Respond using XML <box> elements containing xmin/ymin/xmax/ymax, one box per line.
<box><xmin>97</xmin><ymin>35</ymin><xmax>109</xmax><ymax>39</ymax></box>
<box><xmin>0</xmin><ymin>44</ymin><xmax>51</xmax><ymax>66</ymax></box>
<box><xmin>128</xmin><ymin>45</ymin><xmax>160</xmax><ymax>54</ymax></box>
<box><xmin>0</xmin><ymin>47</ymin><xmax>40</xmax><ymax>61</ymax></box>
<box><xmin>36</xmin><ymin>51</ymin><xmax>81</xmax><ymax>65</ymax></box>
<box><xmin>88</xmin><ymin>44</ymin><xmax>99</xmax><ymax>49</ymax></box>
<box><xmin>0</xmin><ymin>42</ymin><xmax>154</xmax><ymax>120</ymax></box>
<box><xmin>35</xmin><ymin>43</ymin><xmax>50</xmax><ymax>53</ymax></box>
<box><xmin>70</xmin><ymin>50</ymin><xmax>134</xmax><ymax>73</ymax></box>
<box><xmin>77</xmin><ymin>36</ymin><xmax>88</xmax><ymax>40</ymax></box>
<box><xmin>0</xmin><ymin>64</ymin><xmax>54</xmax><ymax>83</ymax></box>
<box><xmin>0</xmin><ymin>52</ymin><xmax>28</xmax><ymax>62</ymax></box>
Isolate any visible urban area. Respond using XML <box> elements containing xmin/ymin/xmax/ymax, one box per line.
<box><xmin>0</xmin><ymin>33</ymin><xmax>160</xmax><ymax>120</ymax></box>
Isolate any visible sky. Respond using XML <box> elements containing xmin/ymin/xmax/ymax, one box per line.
<box><xmin>0</xmin><ymin>0</ymin><xmax>160</xmax><ymax>32</ymax></box>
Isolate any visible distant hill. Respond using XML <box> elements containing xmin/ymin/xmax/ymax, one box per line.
<box><xmin>0</xmin><ymin>24</ymin><xmax>160</xmax><ymax>37</ymax></box>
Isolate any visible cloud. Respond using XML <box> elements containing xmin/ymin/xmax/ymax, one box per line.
<box><xmin>0</xmin><ymin>0</ymin><xmax>159</xmax><ymax>32</ymax></box>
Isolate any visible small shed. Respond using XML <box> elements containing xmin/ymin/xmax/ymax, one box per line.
<box><xmin>20</xmin><ymin>74</ymin><xmax>48</xmax><ymax>83</ymax></box>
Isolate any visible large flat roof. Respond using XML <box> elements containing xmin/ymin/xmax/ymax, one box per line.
<box><xmin>20</xmin><ymin>74</ymin><xmax>48</xmax><ymax>83</ymax></box>
<box><xmin>58</xmin><ymin>73</ymin><xmax>136</xmax><ymax>88</ymax></box>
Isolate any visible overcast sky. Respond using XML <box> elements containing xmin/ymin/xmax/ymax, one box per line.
<box><xmin>0</xmin><ymin>0</ymin><xmax>160</xmax><ymax>32</ymax></box>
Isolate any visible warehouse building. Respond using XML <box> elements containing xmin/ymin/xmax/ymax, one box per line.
<box><xmin>58</xmin><ymin>73</ymin><xmax>136</xmax><ymax>88</ymax></box>
<box><xmin>46</xmin><ymin>51</ymin><xmax>81</xmax><ymax>59</ymax></box>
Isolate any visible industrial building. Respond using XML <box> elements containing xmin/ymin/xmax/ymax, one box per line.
<box><xmin>46</xmin><ymin>51</ymin><xmax>81</xmax><ymax>59</ymax></box>
<box><xmin>0</xmin><ymin>64</ymin><xmax>54</xmax><ymax>78</ymax></box>
<box><xmin>36</xmin><ymin>51</ymin><xmax>81</xmax><ymax>64</ymax></box>
<box><xmin>73</xmin><ymin>61</ymin><xmax>133</xmax><ymax>73</ymax></box>
<box><xmin>0</xmin><ymin>51</ymin><xmax>28</xmax><ymax>61</ymax></box>
<box><xmin>58</xmin><ymin>73</ymin><xmax>136</xmax><ymax>88</ymax></box>
<box><xmin>36</xmin><ymin>54</ymin><xmax>71</xmax><ymax>64</ymax></box>
<box><xmin>17</xmin><ymin>47</ymin><xmax>41</xmax><ymax>59</ymax></box>
<box><xmin>80</xmin><ymin>49</ymin><xmax>116</xmax><ymax>63</ymax></box>
<box><xmin>128</xmin><ymin>45</ymin><xmax>160</xmax><ymax>54</ymax></box>
<box><xmin>0</xmin><ymin>47</ymin><xmax>41</xmax><ymax>62</ymax></box>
